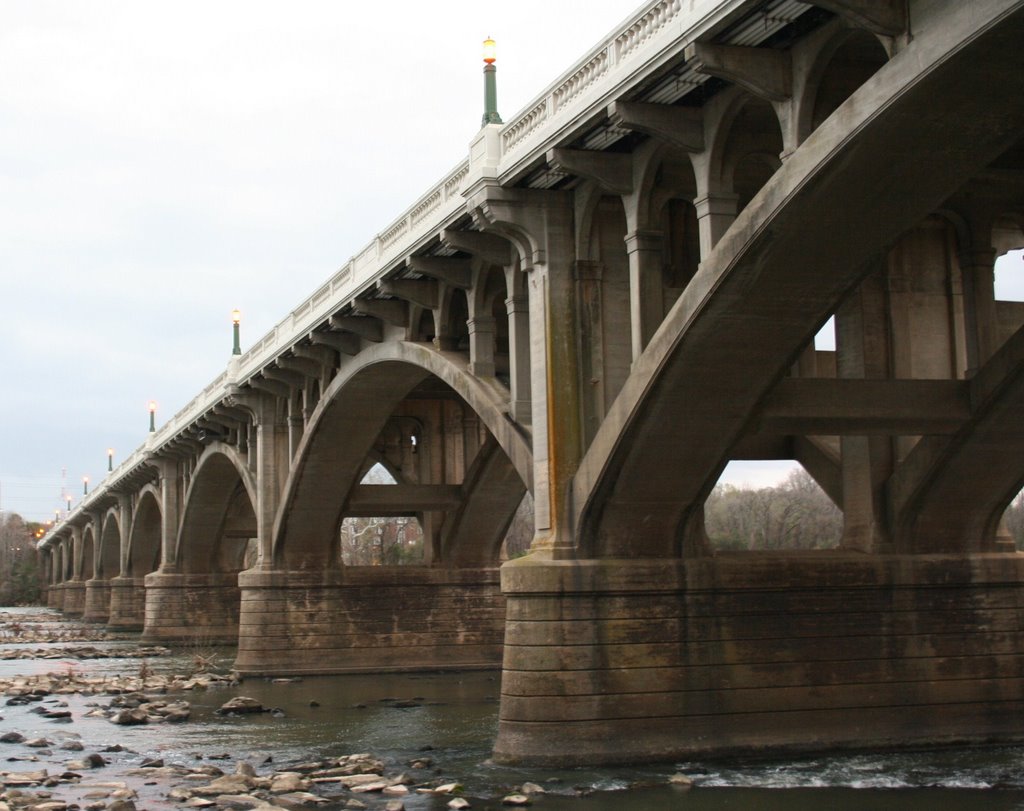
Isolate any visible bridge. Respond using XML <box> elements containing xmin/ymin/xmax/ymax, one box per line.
<box><xmin>38</xmin><ymin>0</ymin><xmax>1024</xmax><ymax>766</ymax></box>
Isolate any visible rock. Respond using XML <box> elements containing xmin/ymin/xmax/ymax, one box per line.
<box><xmin>383</xmin><ymin>802</ymin><xmax>405</xmax><ymax>811</ymax></box>
<box><xmin>212</xmin><ymin>795</ymin><xmax>271</xmax><ymax>810</ymax></box>
<box><xmin>272</xmin><ymin>792</ymin><xmax>329</xmax><ymax>808</ymax></box>
<box><xmin>502</xmin><ymin>795</ymin><xmax>531</xmax><ymax>807</ymax></box>
<box><xmin>308</xmin><ymin>701</ymin><xmax>320</xmax><ymax>708</ymax></box>
<box><xmin>407</xmin><ymin>757</ymin><xmax>432</xmax><ymax>769</ymax></box>
<box><xmin>59</xmin><ymin>741</ymin><xmax>84</xmax><ymax>751</ymax></box>
<box><xmin>343</xmin><ymin>802</ymin><xmax>367</xmax><ymax>810</ymax></box>
<box><xmin>669</xmin><ymin>773</ymin><xmax>693</xmax><ymax>788</ymax></box>
<box><xmin>139</xmin><ymin>758</ymin><xmax>164</xmax><ymax>768</ymax></box>
<box><xmin>215</xmin><ymin>697</ymin><xmax>264</xmax><ymax>715</ymax></box>
<box><xmin>111</xmin><ymin>709</ymin><xmax>148</xmax><ymax>726</ymax></box>
<box><xmin>340</xmin><ymin>774</ymin><xmax>388</xmax><ymax>789</ymax></box>
<box><xmin>85</xmin><ymin>754</ymin><xmax>107</xmax><ymax>768</ymax></box>
<box><xmin>349</xmin><ymin>781</ymin><xmax>387</xmax><ymax>794</ymax></box>
<box><xmin>0</xmin><ymin>731</ymin><xmax>25</xmax><ymax>743</ymax></box>
<box><xmin>269</xmin><ymin>773</ymin><xmax>309</xmax><ymax>794</ymax></box>
<box><xmin>26</xmin><ymin>803</ymin><xmax>66</xmax><ymax>811</ymax></box>
<box><xmin>106</xmin><ymin>802</ymin><xmax>137</xmax><ymax>811</ymax></box>
<box><xmin>184</xmin><ymin>800</ymin><xmax>215</xmax><ymax>808</ymax></box>
<box><xmin>235</xmin><ymin>761</ymin><xmax>256</xmax><ymax>778</ymax></box>
<box><xmin>24</xmin><ymin>738</ymin><xmax>51</xmax><ymax>748</ymax></box>
<box><xmin>383</xmin><ymin>785</ymin><xmax>408</xmax><ymax>796</ymax></box>
<box><xmin>433</xmin><ymin>783</ymin><xmax>462</xmax><ymax>795</ymax></box>
<box><xmin>447</xmin><ymin>800</ymin><xmax>471</xmax><ymax>810</ymax></box>
<box><xmin>519</xmin><ymin>782</ymin><xmax>545</xmax><ymax>795</ymax></box>
<box><xmin>191</xmin><ymin>774</ymin><xmax>255</xmax><ymax>796</ymax></box>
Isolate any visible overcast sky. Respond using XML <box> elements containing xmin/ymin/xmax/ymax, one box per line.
<box><xmin>2</xmin><ymin>2</ymin><xmax>1021</xmax><ymax>523</ymax></box>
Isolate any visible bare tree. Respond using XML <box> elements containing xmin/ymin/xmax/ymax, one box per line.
<box><xmin>705</xmin><ymin>469</ymin><xmax>842</xmax><ymax>551</ymax></box>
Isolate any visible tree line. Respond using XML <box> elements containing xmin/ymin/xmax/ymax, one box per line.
<box><xmin>0</xmin><ymin>512</ymin><xmax>42</xmax><ymax>604</ymax></box>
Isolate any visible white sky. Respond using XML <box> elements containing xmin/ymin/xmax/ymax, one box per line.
<box><xmin>1</xmin><ymin>3</ymin><xmax>1021</xmax><ymax>522</ymax></box>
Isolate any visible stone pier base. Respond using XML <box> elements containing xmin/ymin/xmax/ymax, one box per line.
<box><xmin>108</xmin><ymin>576</ymin><xmax>147</xmax><ymax>630</ymax></box>
<box><xmin>47</xmin><ymin>584</ymin><xmax>64</xmax><ymax>610</ymax></box>
<box><xmin>82</xmin><ymin>579</ymin><xmax>111</xmax><ymax>623</ymax></box>
<box><xmin>140</xmin><ymin>571</ymin><xmax>241</xmax><ymax>644</ymax></box>
<box><xmin>62</xmin><ymin>581</ymin><xmax>86</xmax><ymax>616</ymax></box>
<box><xmin>493</xmin><ymin>553</ymin><xmax>1024</xmax><ymax>766</ymax></box>
<box><xmin>234</xmin><ymin>566</ymin><xmax>505</xmax><ymax>676</ymax></box>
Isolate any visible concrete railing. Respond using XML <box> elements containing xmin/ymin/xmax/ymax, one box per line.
<box><xmin>42</xmin><ymin>0</ymin><xmax>785</xmax><ymax>547</ymax></box>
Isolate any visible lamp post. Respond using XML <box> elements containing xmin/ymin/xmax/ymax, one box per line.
<box><xmin>482</xmin><ymin>36</ymin><xmax>502</xmax><ymax>126</ymax></box>
<box><xmin>231</xmin><ymin>309</ymin><xmax>242</xmax><ymax>356</ymax></box>
<box><xmin>107</xmin><ymin>448</ymin><xmax>114</xmax><ymax>472</ymax></box>
<box><xmin>66</xmin><ymin>496</ymin><xmax>71</xmax><ymax>513</ymax></box>
<box><xmin>148</xmin><ymin>401</ymin><xmax>157</xmax><ymax>433</ymax></box>
<box><xmin>83</xmin><ymin>475</ymin><xmax>89</xmax><ymax>496</ymax></box>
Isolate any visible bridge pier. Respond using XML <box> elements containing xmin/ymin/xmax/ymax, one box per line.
<box><xmin>107</xmin><ymin>575</ymin><xmax>147</xmax><ymax>630</ymax></box>
<box><xmin>493</xmin><ymin>553</ymin><xmax>1024</xmax><ymax>766</ymax></box>
<box><xmin>62</xmin><ymin>579</ymin><xmax>86</xmax><ymax>616</ymax></box>
<box><xmin>140</xmin><ymin>570</ymin><xmax>241</xmax><ymax>644</ymax></box>
<box><xmin>82</xmin><ymin>578</ymin><xmax>111</xmax><ymax>623</ymax></box>
<box><xmin>234</xmin><ymin>566</ymin><xmax>505</xmax><ymax>676</ymax></box>
<box><xmin>47</xmin><ymin>582</ymin><xmax>64</xmax><ymax>610</ymax></box>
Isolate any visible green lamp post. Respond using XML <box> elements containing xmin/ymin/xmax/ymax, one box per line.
<box><xmin>482</xmin><ymin>37</ymin><xmax>502</xmax><ymax>126</ymax></box>
<box><xmin>149</xmin><ymin>400</ymin><xmax>157</xmax><ymax>433</ymax></box>
<box><xmin>232</xmin><ymin>308</ymin><xmax>242</xmax><ymax>356</ymax></box>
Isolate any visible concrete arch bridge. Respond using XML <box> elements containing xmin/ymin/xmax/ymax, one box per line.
<box><xmin>40</xmin><ymin>0</ymin><xmax>1024</xmax><ymax>766</ymax></box>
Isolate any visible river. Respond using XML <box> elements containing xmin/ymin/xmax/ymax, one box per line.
<box><xmin>3</xmin><ymin>608</ymin><xmax>1024</xmax><ymax>810</ymax></box>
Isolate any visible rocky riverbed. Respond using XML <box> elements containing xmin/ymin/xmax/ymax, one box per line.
<box><xmin>0</xmin><ymin>612</ymin><xmax>694</xmax><ymax>811</ymax></box>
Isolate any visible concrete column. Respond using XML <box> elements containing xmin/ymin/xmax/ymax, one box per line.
<box><xmin>624</xmin><ymin>229</ymin><xmax>664</xmax><ymax>361</ymax></box>
<box><xmin>529</xmin><ymin>222</ymin><xmax>581</xmax><ymax>555</ymax></box>
<box><xmin>505</xmin><ymin>292</ymin><xmax>531</xmax><ymax>424</ymax></box>
<box><xmin>960</xmin><ymin>246</ymin><xmax>999</xmax><ymax>374</ymax></box>
<box><xmin>694</xmin><ymin>192</ymin><xmax>739</xmax><ymax>256</ymax></box>
<box><xmin>156</xmin><ymin>457</ymin><xmax>182</xmax><ymax>570</ymax></box>
<box><xmin>252</xmin><ymin>399</ymin><xmax>289</xmax><ymax>568</ymax></box>
<box><xmin>117</xmin><ymin>495</ymin><xmax>132</xmax><ymax>577</ymax></box>
<box><xmin>468</xmin><ymin>316</ymin><xmax>497</xmax><ymax>377</ymax></box>
<box><xmin>836</xmin><ymin>267</ymin><xmax>894</xmax><ymax>553</ymax></box>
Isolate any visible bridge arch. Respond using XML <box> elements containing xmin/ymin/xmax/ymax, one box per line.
<box><xmin>572</xmin><ymin>3</ymin><xmax>1024</xmax><ymax>559</ymax></box>
<box><xmin>96</xmin><ymin>509</ymin><xmax>121</xmax><ymax>580</ymax></box>
<box><xmin>127</xmin><ymin>485</ymin><xmax>162</xmax><ymax>578</ymax></box>
<box><xmin>273</xmin><ymin>340</ymin><xmax>532</xmax><ymax>569</ymax></box>
<box><xmin>177</xmin><ymin>442</ymin><xmax>257</xmax><ymax>574</ymax></box>
<box><xmin>78</xmin><ymin>525</ymin><xmax>95</xmax><ymax>580</ymax></box>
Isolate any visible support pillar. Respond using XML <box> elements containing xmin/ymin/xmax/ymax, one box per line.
<box><xmin>505</xmin><ymin>290</ymin><xmax>532</xmax><ymax>424</ymax></box>
<box><xmin>693</xmin><ymin>192</ymin><xmax>739</xmax><ymax>257</ymax></box>
<box><xmin>624</xmin><ymin>229</ymin><xmax>664</xmax><ymax>361</ymax></box>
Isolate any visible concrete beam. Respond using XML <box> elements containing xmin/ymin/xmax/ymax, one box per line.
<box><xmin>248</xmin><ymin>376</ymin><xmax>290</xmax><ymax>398</ymax></box>
<box><xmin>277</xmin><ymin>355</ymin><xmax>322</xmax><ymax>377</ymax></box>
<box><xmin>352</xmin><ymin>298</ymin><xmax>409</xmax><ymax>327</ymax></box>
<box><xmin>758</xmin><ymin>379</ymin><xmax>969</xmax><ymax>435</ymax></box>
<box><xmin>330</xmin><ymin>315</ymin><xmax>384</xmax><ymax>341</ymax></box>
<box><xmin>309</xmin><ymin>329</ymin><xmax>360</xmax><ymax>356</ymax></box>
<box><xmin>345</xmin><ymin>484</ymin><xmax>463</xmax><ymax>516</ymax></box>
<box><xmin>607</xmin><ymin>101</ymin><xmax>705</xmax><ymax>153</ymax></box>
<box><xmin>440</xmin><ymin>228</ymin><xmax>512</xmax><ymax>267</ymax></box>
<box><xmin>378</xmin><ymin>278</ymin><xmax>439</xmax><ymax>310</ymax></box>
<box><xmin>546</xmin><ymin>148</ymin><xmax>633</xmax><ymax>194</ymax></box>
<box><xmin>684</xmin><ymin>43</ymin><xmax>791</xmax><ymax>102</ymax></box>
<box><xmin>292</xmin><ymin>344</ymin><xmax>336</xmax><ymax>367</ymax></box>
<box><xmin>263</xmin><ymin>365</ymin><xmax>307</xmax><ymax>388</ymax></box>
<box><xmin>808</xmin><ymin>0</ymin><xmax>907</xmax><ymax>37</ymax></box>
<box><xmin>407</xmin><ymin>256</ymin><xmax>473</xmax><ymax>289</ymax></box>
